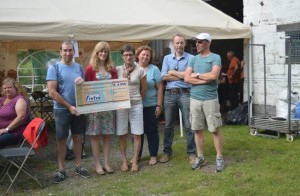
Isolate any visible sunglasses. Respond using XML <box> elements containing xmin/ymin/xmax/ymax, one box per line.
<box><xmin>195</xmin><ymin>40</ymin><xmax>208</xmax><ymax>44</ymax></box>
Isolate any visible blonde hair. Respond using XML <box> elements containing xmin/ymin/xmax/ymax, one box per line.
<box><xmin>135</xmin><ymin>45</ymin><xmax>154</xmax><ymax>64</ymax></box>
<box><xmin>1</xmin><ymin>78</ymin><xmax>20</xmax><ymax>95</ymax></box>
<box><xmin>90</xmin><ymin>42</ymin><xmax>114</xmax><ymax>71</ymax></box>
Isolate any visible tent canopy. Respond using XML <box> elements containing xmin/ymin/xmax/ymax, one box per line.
<box><xmin>0</xmin><ymin>0</ymin><xmax>251</xmax><ymax>41</ymax></box>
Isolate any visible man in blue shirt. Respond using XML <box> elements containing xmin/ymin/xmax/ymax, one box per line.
<box><xmin>184</xmin><ymin>33</ymin><xmax>224</xmax><ymax>172</ymax></box>
<box><xmin>47</xmin><ymin>41</ymin><xmax>90</xmax><ymax>183</ymax></box>
<box><xmin>160</xmin><ymin>34</ymin><xmax>196</xmax><ymax>164</ymax></box>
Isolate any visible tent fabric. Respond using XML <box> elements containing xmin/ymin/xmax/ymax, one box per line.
<box><xmin>0</xmin><ymin>0</ymin><xmax>251</xmax><ymax>41</ymax></box>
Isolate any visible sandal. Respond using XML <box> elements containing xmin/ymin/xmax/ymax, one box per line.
<box><xmin>103</xmin><ymin>166</ymin><xmax>115</xmax><ymax>174</ymax></box>
<box><xmin>120</xmin><ymin>162</ymin><xmax>128</xmax><ymax>172</ymax></box>
<box><xmin>96</xmin><ymin>168</ymin><xmax>105</xmax><ymax>175</ymax></box>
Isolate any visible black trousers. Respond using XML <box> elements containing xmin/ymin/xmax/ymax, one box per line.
<box><xmin>229</xmin><ymin>83</ymin><xmax>240</xmax><ymax>109</ymax></box>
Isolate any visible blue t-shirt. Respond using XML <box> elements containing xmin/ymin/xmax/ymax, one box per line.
<box><xmin>143</xmin><ymin>64</ymin><xmax>162</xmax><ymax>107</ymax></box>
<box><xmin>161</xmin><ymin>52</ymin><xmax>193</xmax><ymax>89</ymax></box>
<box><xmin>188</xmin><ymin>53</ymin><xmax>221</xmax><ymax>100</ymax></box>
<box><xmin>46</xmin><ymin>62</ymin><xmax>85</xmax><ymax>109</ymax></box>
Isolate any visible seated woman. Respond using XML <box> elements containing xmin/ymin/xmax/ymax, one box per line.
<box><xmin>0</xmin><ymin>78</ymin><xmax>30</xmax><ymax>148</ymax></box>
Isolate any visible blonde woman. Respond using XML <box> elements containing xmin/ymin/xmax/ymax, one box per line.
<box><xmin>85</xmin><ymin>42</ymin><xmax>117</xmax><ymax>175</ymax></box>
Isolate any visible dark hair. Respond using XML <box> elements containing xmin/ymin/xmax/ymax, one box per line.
<box><xmin>60</xmin><ymin>40</ymin><xmax>75</xmax><ymax>51</ymax></box>
<box><xmin>120</xmin><ymin>44</ymin><xmax>135</xmax><ymax>55</ymax></box>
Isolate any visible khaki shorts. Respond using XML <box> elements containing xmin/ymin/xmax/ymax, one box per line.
<box><xmin>190</xmin><ymin>98</ymin><xmax>222</xmax><ymax>132</ymax></box>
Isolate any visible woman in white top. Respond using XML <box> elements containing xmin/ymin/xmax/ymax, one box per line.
<box><xmin>116</xmin><ymin>44</ymin><xmax>147</xmax><ymax>172</ymax></box>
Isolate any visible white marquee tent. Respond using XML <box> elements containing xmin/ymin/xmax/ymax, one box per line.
<box><xmin>0</xmin><ymin>0</ymin><xmax>251</xmax><ymax>41</ymax></box>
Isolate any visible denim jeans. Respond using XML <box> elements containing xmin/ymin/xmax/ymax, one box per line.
<box><xmin>163</xmin><ymin>91</ymin><xmax>195</xmax><ymax>155</ymax></box>
<box><xmin>0</xmin><ymin>133</ymin><xmax>22</xmax><ymax>149</ymax></box>
<box><xmin>54</xmin><ymin>109</ymin><xmax>86</xmax><ymax>139</ymax></box>
<box><xmin>139</xmin><ymin>106</ymin><xmax>159</xmax><ymax>157</ymax></box>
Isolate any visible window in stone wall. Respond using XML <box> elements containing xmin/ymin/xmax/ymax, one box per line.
<box><xmin>285</xmin><ymin>31</ymin><xmax>300</xmax><ymax>64</ymax></box>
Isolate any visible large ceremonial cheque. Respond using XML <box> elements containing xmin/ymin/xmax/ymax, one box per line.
<box><xmin>75</xmin><ymin>79</ymin><xmax>131</xmax><ymax>114</ymax></box>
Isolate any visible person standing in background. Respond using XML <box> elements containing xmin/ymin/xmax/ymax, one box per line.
<box><xmin>227</xmin><ymin>51</ymin><xmax>241</xmax><ymax>109</ymax></box>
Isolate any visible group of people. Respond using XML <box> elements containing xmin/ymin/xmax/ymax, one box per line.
<box><xmin>0</xmin><ymin>31</ymin><xmax>225</xmax><ymax>185</ymax></box>
<box><xmin>46</xmin><ymin>40</ymin><xmax>165</xmax><ymax>183</ymax></box>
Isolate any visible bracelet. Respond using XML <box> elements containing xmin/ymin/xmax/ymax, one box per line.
<box><xmin>156</xmin><ymin>105</ymin><xmax>161</xmax><ymax>108</ymax></box>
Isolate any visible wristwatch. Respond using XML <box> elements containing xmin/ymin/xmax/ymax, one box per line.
<box><xmin>5</xmin><ymin>127</ymin><xmax>10</xmax><ymax>132</ymax></box>
<box><xmin>196</xmin><ymin>73</ymin><xmax>200</xmax><ymax>79</ymax></box>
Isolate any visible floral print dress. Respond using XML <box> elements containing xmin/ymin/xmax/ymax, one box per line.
<box><xmin>85</xmin><ymin>69</ymin><xmax>116</xmax><ymax>135</ymax></box>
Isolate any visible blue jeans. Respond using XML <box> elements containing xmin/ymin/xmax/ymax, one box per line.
<box><xmin>0</xmin><ymin>133</ymin><xmax>22</xmax><ymax>149</ymax></box>
<box><xmin>163</xmin><ymin>91</ymin><xmax>195</xmax><ymax>155</ymax></box>
<box><xmin>139</xmin><ymin>106</ymin><xmax>159</xmax><ymax>157</ymax></box>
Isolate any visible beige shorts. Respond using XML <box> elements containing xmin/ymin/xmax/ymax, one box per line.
<box><xmin>190</xmin><ymin>98</ymin><xmax>222</xmax><ymax>132</ymax></box>
<box><xmin>116</xmin><ymin>102</ymin><xmax>144</xmax><ymax>136</ymax></box>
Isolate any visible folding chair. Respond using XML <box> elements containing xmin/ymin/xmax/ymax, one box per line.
<box><xmin>0</xmin><ymin>118</ymin><xmax>47</xmax><ymax>194</ymax></box>
<box><xmin>31</xmin><ymin>91</ymin><xmax>54</xmax><ymax>128</ymax></box>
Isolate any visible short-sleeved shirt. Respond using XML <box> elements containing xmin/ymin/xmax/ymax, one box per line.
<box><xmin>116</xmin><ymin>64</ymin><xmax>146</xmax><ymax>104</ymax></box>
<box><xmin>161</xmin><ymin>52</ymin><xmax>193</xmax><ymax>89</ymax></box>
<box><xmin>46</xmin><ymin>62</ymin><xmax>85</xmax><ymax>109</ymax></box>
<box><xmin>142</xmin><ymin>64</ymin><xmax>162</xmax><ymax>107</ymax></box>
<box><xmin>188</xmin><ymin>53</ymin><xmax>221</xmax><ymax>100</ymax></box>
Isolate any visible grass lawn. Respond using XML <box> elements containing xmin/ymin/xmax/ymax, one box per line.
<box><xmin>1</xmin><ymin>125</ymin><xmax>300</xmax><ymax>195</ymax></box>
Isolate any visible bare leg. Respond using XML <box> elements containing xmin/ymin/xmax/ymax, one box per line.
<box><xmin>132</xmin><ymin>134</ymin><xmax>141</xmax><ymax>171</ymax></box>
<box><xmin>91</xmin><ymin>135</ymin><xmax>104</xmax><ymax>173</ymax></box>
<box><xmin>56</xmin><ymin>138</ymin><xmax>67</xmax><ymax>171</ymax></box>
<box><xmin>102</xmin><ymin>135</ymin><xmax>113</xmax><ymax>171</ymax></box>
<box><xmin>212</xmin><ymin>129</ymin><xmax>223</xmax><ymax>157</ymax></box>
<box><xmin>119</xmin><ymin>134</ymin><xmax>128</xmax><ymax>171</ymax></box>
<box><xmin>194</xmin><ymin>130</ymin><xmax>204</xmax><ymax>157</ymax></box>
<box><xmin>72</xmin><ymin>134</ymin><xmax>82</xmax><ymax>168</ymax></box>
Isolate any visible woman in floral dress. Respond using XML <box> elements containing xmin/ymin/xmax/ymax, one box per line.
<box><xmin>85</xmin><ymin>42</ymin><xmax>117</xmax><ymax>175</ymax></box>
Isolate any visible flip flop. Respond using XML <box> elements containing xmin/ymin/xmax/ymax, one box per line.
<box><xmin>103</xmin><ymin>166</ymin><xmax>115</xmax><ymax>174</ymax></box>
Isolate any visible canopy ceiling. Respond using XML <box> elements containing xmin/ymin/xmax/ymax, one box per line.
<box><xmin>0</xmin><ymin>0</ymin><xmax>251</xmax><ymax>41</ymax></box>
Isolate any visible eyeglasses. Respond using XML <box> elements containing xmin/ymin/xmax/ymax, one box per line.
<box><xmin>123</xmin><ymin>54</ymin><xmax>134</xmax><ymax>57</ymax></box>
<box><xmin>195</xmin><ymin>40</ymin><xmax>208</xmax><ymax>44</ymax></box>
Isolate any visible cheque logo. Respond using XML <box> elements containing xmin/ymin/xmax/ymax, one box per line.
<box><xmin>86</xmin><ymin>94</ymin><xmax>101</xmax><ymax>102</ymax></box>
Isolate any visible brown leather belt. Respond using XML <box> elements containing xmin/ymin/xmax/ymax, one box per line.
<box><xmin>166</xmin><ymin>88</ymin><xmax>190</xmax><ymax>94</ymax></box>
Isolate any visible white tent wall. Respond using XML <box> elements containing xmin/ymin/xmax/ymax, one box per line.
<box><xmin>0</xmin><ymin>0</ymin><xmax>250</xmax><ymax>41</ymax></box>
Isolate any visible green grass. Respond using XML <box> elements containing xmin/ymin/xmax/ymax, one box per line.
<box><xmin>1</xmin><ymin>125</ymin><xmax>300</xmax><ymax>195</ymax></box>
